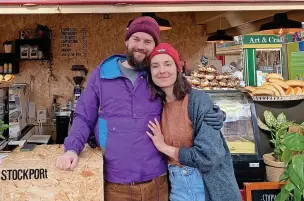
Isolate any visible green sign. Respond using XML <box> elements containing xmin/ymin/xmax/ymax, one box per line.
<box><xmin>243</xmin><ymin>35</ymin><xmax>293</xmax><ymax>44</ymax></box>
<box><xmin>289</xmin><ymin>51</ymin><xmax>304</xmax><ymax>80</ymax></box>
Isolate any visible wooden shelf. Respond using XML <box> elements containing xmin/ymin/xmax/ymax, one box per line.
<box><xmin>15</xmin><ymin>39</ymin><xmax>52</xmax><ymax>61</ymax></box>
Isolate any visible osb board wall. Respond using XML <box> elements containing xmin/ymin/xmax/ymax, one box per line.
<box><xmin>0</xmin><ymin>13</ymin><xmax>213</xmax><ymax>114</ymax></box>
<box><xmin>0</xmin><ymin>144</ymin><xmax>103</xmax><ymax>201</ymax></box>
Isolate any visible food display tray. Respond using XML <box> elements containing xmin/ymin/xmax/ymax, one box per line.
<box><xmin>252</xmin><ymin>95</ymin><xmax>304</xmax><ymax>101</ymax></box>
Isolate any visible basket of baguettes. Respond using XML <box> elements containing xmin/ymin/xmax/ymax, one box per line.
<box><xmin>244</xmin><ymin>73</ymin><xmax>304</xmax><ymax>101</ymax></box>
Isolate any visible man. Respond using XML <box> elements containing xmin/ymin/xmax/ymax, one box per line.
<box><xmin>56</xmin><ymin>16</ymin><xmax>225</xmax><ymax>201</ymax></box>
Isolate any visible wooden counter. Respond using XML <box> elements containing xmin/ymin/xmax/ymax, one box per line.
<box><xmin>0</xmin><ymin>144</ymin><xmax>104</xmax><ymax>201</ymax></box>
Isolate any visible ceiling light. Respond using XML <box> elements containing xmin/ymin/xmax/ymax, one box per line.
<box><xmin>127</xmin><ymin>12</ymin><xmax>172</xmax><ymax>31</ymax></box>
<box><xmin>207</xmin><ymin>30</ymin><xmax>234</xmax><ymax>44</ymax></box>
<box><xmin>259</xmin><ymin>13</ymin><xmax>303</xmax><ymax>36</ymax></box>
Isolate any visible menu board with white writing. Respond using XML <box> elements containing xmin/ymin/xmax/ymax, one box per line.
<box><xmin>60</xmin><ymin>28</ymin><xmax>87</xmax><ymax>57</ymax></box>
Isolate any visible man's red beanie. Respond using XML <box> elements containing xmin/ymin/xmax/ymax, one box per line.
<box><xmin>125</xmin><ymin>16</ymin><xmax>160</xmax><ymax>45</ymax></box>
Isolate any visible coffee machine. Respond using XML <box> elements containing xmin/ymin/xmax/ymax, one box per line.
<box><xmin>54</xmin><ymin>65</ymin><xmax>88</xmax><ymax>144</ymax></box>
<box><xmin>8</xmin><ymin>83</ymin><xmax>29</xmax><ymax>139</ymax></box>
<box><xmin>71</xmin><ymin>65</ymin><xmax>88</xmax><ymax>113</ymax></box>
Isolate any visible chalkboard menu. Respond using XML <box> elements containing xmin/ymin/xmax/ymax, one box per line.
<box><xmin>244</xmin><ymin>182</ymin><xmax>289</xmax><ymax>201</ymax></box>
<box><xmin>252</xmin><ymin>189</ymin><xmax>292</xmax><ymax>201</ymax></box>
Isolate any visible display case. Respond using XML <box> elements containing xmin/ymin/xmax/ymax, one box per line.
<box><xmin>207</xmin><ymin>91</ymin><xmax>265</xmax><ymax>188</ymax></box>
<box><xmin>0</xmin><ymin>87</ymin><xmax>9</xmax><ymax>151</ymax></box>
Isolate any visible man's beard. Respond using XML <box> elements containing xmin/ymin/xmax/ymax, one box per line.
<box><xmin>126</xmin><ymin>49</ymin><xmax>149</xmax><ymax>72</ymax></box>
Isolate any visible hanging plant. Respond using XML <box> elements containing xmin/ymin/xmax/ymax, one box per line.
<box><xmin>35</xmin><ymin>24</ymin><xmax>52</xmax><ymax>39</ymax></box>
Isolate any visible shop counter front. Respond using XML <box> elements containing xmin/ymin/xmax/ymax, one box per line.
<box><xmin>0</xmin><ymin>144</ymin><xmax>104</xmax><ymax>201</ymax></box>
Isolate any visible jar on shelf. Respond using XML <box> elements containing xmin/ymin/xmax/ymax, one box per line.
<box><xmin>3</xmin><ymin>41</ymin><xmax>13</xmax><ymax>53</ymax></box>
<box><xmin>3</xmin><ymin>63</ymin><xmax>8</xmax><ymax>73</ymax></box>
<box><xmin>8</xmin><ymin>63</ymin><xmax>12</xmax><ymax>73</ymax></box>
<box><xmin>0</xmin><ymin>63</ymin><xmax>3</xmax><ymax>73</ymax></box>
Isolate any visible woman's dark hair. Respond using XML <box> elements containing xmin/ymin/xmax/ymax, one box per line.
<box><xmin>148</xmin><ymin>70</ymin><xmax>192</xmax><ymax>103</ymax></box>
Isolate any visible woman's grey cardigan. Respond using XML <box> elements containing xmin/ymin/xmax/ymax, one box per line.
<box><xmin>179</xmin><ymin>89</ymin><xmax>242</xmax><ymax>201</ymax></box>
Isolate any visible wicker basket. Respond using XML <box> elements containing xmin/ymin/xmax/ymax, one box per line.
<box><xmin>263</xmin><ymin>153</ymin><xmax>285</xmax><ymax>182</ymax></box>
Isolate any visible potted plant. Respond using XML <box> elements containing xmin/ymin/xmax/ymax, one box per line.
<box><xmin>275</xmin><ymin>124</ymin><xmax>304</xmax><ymax>201</ymax></box>
<box><xmin>257</xmin><ymin>110</ymin><xmax>294</xmax><ymax>182</ymax></box>
<box><xmin>0</xmin><ymin>120</ymin><xmax>9</xmax><ymax>140</ymax></box>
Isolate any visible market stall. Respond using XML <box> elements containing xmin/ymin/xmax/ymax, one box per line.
<box><xmin>1</xmin><ymin>1</ymin><xmax>304</xmax><ymax>201</ymax></box>
<box><xmin>216</xmin><ymin>34</ymin><xmax>294</xmax><ymax>86</ymax></box>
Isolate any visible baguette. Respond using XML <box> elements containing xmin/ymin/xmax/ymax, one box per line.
<box><xmin>285</xmin><ymin>80</ymin><xmax>304</xmax><ymax>87</ymax></box>
<box><xmin>252</xmin><ymin>88</ymin><xmax>275</xmax><ymax>96</ymax></box>
<box><xmin>266</xmin><ymin>73</ymin><xmax>284</xmax><ymax>81</ymax></box>
<box><xmin>285</xmin><ymin>87</ymin><xmax>295</xmax><ymax>96</ymax></box>
<box><xmin>244</xmin><ymin>86</ymin><xmax>256</xmax><ymax>93</ymax></box>
<box><xmin>268</xmin><ymin>79</ymin><xmax>290</xmax><ymax>90</ymax></box>
<box><xmin>267</xmin><ymin>83</ymin><xmax>286</xmax><ymax>96</ymax></box>
<box><xmin>260</xmin><ymin>85</ymin><xmax>280</xmax><ymax>96</ymax></box>
<box><xmin>293</xmin><ymin>87</ymin><xmax>303</xmax><ymax>95</ymax></box>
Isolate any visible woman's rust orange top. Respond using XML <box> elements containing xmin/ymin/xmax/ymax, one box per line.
<box><xmin>161</xmin><ymin>94</ymin><xmax>193</xmax><ymax>166</ymax></box>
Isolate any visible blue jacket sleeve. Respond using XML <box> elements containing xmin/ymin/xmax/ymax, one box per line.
<box><xmin>63</xmin><ymin>68</ymin><xmax>100</xmax><ymax>155</ymax></box>
<box><xmin>178</xmin><ymin>93</ymin><xmax>227</xmax><ymax>173</ymax></box>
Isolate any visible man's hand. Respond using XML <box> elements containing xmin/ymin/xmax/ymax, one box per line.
<box><xmin>204</xmin><ymin>105</ymin><xmax>226</xmax><ymax>130</ymax></box>
<box><xmin>56</xmin><ymin>150</ymin><xmax>79</xmax><ymax>170</ymax></box>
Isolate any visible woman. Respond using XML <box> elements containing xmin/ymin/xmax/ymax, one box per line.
<box><xmin>146</xmin><ymin>43</ymin><xmax>241</xmax><ymax>201</ymax></box>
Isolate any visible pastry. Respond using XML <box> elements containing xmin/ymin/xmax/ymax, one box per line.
<box><xmin>192</xmin><ymin>70</ymin><xmax>199</xmax><ymax>78</ymax></box>
<box><xmin>210</xmin><ymin>79</ymin><xmax>219</xmax><ymax>87</ymax></box>
<box><xmin>0</xmin><ymin>75</ymin><xmax>3</xmax><ymax>81</ymax></box>
<box><xmin>203</xmin><ymin>85</ymin><xmax>212</xmax><ymax>90</ymax></box>
<box><xmin>227</xmin><ymin>80</ymin><xmax>235</xmax><ymax>88</ymax></box>
<box><xmin>197</xmin><ymin>72</ymin><xmax>206</xmax><ymax>78</ymax></box>
<box><xmin>200</xmin><ymin>79</ymin><xmax>209</xmax><ymax>87</ymax></box>
<box><xmin>219</xmin><ymin>79</ymin><xmax>227</xmax><ymax>87</ymax></box>
<box><xmin>198</xmin><ymin>66</ymin><xmax>207</xmax><ymax>72</ymax></box>
<box><xmin>216</xmin><ymin>74</ymin><xmax>223</xmax><ymax>80</ymax></box>
<box><xmin>206</xmin><ymin>65</ymin><xmax>217</xmax><ymax>73</ymax></box>
<box><xmin>205</xmin><ymin>73</ymin><xmax>216</xmax><ymax>80</ymax></box>
<box><xmin>191</xmin><ymin>77</ymin><xmax>201</xmax><ymax>86</ymax></box>
<box><xmin>222</xmin><ymin>73</ymin><xmax>231</xmax><ymax>79</ymax></box>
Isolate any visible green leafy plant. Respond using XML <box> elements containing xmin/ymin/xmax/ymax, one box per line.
<box><xmin>257</xmin><ymin>110</ymin><xmax>294</xmax><ymax>161</ymax></box>
<box><xmin>275</xmin><ymin>125</ymin><xmax>304</xmax><ymax>201</ymax></box>
<box><xmin>0</xmin><ymin>120</ymin><xmax>9</xmax><ymax>140</ymax></box>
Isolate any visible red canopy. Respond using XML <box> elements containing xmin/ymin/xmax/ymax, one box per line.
<box><xmin>1</xmin><ymin>0</ymin><xmax>303</xmax><ymax>5</ymax></box>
